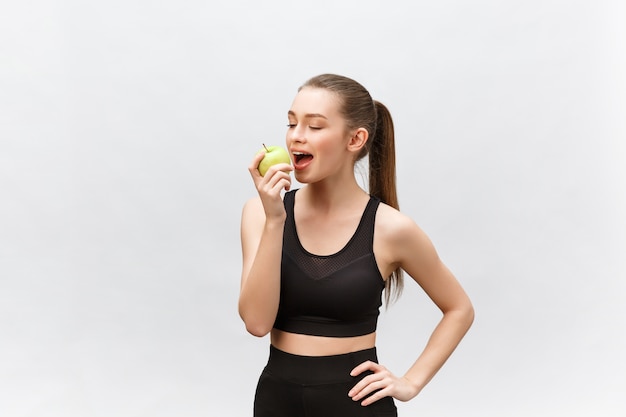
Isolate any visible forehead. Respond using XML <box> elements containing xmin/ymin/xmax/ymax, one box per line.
<box><xmin>288</xmin><ymin>87</ymin><xmax>342</xmax><ymax>117</ymax></box>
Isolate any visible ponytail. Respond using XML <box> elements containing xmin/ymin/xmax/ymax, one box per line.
<box><xmin>369</xmin><ymin>101</ymin><xmax>398</xmax><ymax>210</ymax></box>
<box><xmin>369</xmin><ymin>100</ymin><xmax>403</xmax><ymax>303</ymax></box>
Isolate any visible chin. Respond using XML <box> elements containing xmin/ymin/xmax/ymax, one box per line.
<box><xmin>294</xmin><ymin>171</ymin><xmax>314</xmax><ymax>184</ymax></box>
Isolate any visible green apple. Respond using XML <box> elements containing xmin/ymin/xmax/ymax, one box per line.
<box><xmin>257</xmin><ymin>144</ymin><xmax>291</xmax><ymax>176</ymax></box>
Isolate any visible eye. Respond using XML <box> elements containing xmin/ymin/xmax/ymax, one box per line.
<box><xmin>287</xmin><ymin>123</ymin><xmax>296</xmax><ymax>128</ymax></box>
<box><xmin>309</xmin><ymin>126</ymin><xmax>322</xmax><ymax>130</ymax></box>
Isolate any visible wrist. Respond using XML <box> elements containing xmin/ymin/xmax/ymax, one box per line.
<box><xmin>264</xmin><ymin>215</ymin><xmax>286</xmax><ymax>228</ymax></box>
<box><xmin>401</xmin><ymin>375</ymin><xmax>424</xmax><ymax>398</ymax></box>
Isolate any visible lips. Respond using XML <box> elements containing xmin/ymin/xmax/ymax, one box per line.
<box><xmin>292</xmin><ymin>151</ymin><xmax>313</xmax><ymax>170</ymax></box>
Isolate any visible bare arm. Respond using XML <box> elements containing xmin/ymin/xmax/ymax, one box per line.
<box><xmin>350</xmin><ymin>207</ymin><xmax>474</xmax><ymax>405</ymax></box>
<box><xmin>238</xmin><ymin>152</ymin><xmax>293</xmax><ymax>337</ymax></box>
<box><xmin>395</xmin><ymin>214</ymin><xmax>474</xmax><ymax>393</ymax></box>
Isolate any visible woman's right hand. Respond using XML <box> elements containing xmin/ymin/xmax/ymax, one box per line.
<box><xmin>248</xmin><ymin>151</ymin><xmax>293</xmax><ymax>221</ymax></box>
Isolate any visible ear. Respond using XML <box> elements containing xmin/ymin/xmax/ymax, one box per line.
<box><xmin>347</xmin><ymin>127</ymin><xmax>368</xmax><ymax>153</ymax></box>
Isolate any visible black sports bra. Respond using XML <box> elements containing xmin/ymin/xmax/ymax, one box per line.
<box><xmin>273</xmin><ymin>190</ymin><xmax>385</xmax><ymax>337</ymax></box>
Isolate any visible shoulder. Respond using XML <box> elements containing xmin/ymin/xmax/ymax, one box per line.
<box><xmin>375</xmin><ymin>203</ymin><xmax>424</xmax><ymax>241</ymax></box>
<box><xmin>375</xmin><ymin>202</ymin><xmax>437</xmax><ymax>261</ymax></box>
<box><xmin>240</xmin><ymin>197</ymin><xmax>266</xmax><ymax>232</ymax></box>
<box><xmin>241</xmin><ymin>193</ymin><xmax>289</xmax><ymax>228</ymax></box>
<box><xmin>240</xmin><ymin>197</ymin><xmax>268</xmax><ymax>256</ymax></box>
<box><xmin>242</xmin><ymin>196</ymin><xmax>262</xmax><ymax>217</ymax></box>
<box><xmin>242</xmin><ymin>196</ymin><xmax>263</xmax><ymax>214</ymax></box>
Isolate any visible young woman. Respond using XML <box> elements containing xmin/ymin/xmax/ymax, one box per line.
<box><xmin>239</xmin><ymin>74</ymin><xmax>474</xmax><ymax>417</ymax></box>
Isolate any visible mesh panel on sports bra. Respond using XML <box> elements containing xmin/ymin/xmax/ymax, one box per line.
<box><xmin>282</xmin><ymin>190</ymin><xmax>379</xmax><ymax>280</ymax></box>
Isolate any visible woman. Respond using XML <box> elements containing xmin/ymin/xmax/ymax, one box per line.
<box><xmin>239</xmin><ymin>74</ymin><xmax>474</xmax><ymax>416</ymax></box>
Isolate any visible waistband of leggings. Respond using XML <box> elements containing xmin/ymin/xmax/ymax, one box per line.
<box><xmin>264</xmin><ymin>344</ymin><xmax>378</xmax><ymax>384</ymax></box>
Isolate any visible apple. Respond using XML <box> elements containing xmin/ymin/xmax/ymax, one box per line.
<box><xmin>257</xmin><ymin>144</ymin><xmax>291</xmax><ymax>176</ymax></box>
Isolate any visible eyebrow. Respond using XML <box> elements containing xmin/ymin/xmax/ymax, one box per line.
<box><xmin>287</xmin><ymin>110</ymin><xmax>328</xmax><ymax>119</ymax></box>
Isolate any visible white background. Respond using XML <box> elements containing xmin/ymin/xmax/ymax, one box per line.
<box><xmin>1</xmin><ymin>1</ymin><xmax>625</xmax><ymax>416</ymax></box>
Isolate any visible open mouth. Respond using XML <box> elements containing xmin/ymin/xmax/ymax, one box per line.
<box><xmin>292</xmin><ymin>151</ymin><xmax>313</xmax><ymax>169</ymax></box>
<box><xmin>293</xmin><ymin>151</ymin><xmax>313</xmax><ymax>163</ymax></box>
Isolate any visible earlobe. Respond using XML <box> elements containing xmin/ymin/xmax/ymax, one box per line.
<box><xmin>348</xmin><ymin>128</ymin><xmax>369</xmax><ymax>152</ymax></box>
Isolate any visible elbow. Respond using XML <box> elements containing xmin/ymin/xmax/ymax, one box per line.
<box><xmin>463</xmin><ymin>301</ymin><xmax>475</xmax><ymax>329</ymax></box>
<box><xmin>238</xmin><ymin>297</ymin><xmax>276</xmax><ymax>337</ymax></box>
<box><xmin>239</xmin><ymin>310</ymin><xmax>273</xmax><ymax>337</ymax></box>
<box><xmin>246</xmin><ymin>323</ymin><xmax>272</xmax><ymax>338</ymax></box>
<box><xmin>246</xmin><ymin>325</ymin><xmax>272</xmax><ymax>337</ymax></box>
<box><xmin>445</xmin><ymin>299</ymin><xmax>475</xmax><ymax>331</ymax></box>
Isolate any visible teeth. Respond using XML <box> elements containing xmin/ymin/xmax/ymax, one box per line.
<box><xmin>293</xmin><ymin>152</ymin><xmax>305</xmax><ymax>155</ymax></box>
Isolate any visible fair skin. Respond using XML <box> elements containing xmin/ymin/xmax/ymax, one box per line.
<box><xmin>239</xmin><ymin>87</ymin><xmax>474</xmax><ymax>406</ymax></box>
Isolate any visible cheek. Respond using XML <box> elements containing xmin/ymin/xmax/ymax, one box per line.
<box><xmin>318</xmin><ymin>144</ymin><xmax>342</xmax><ymax>168</ymax></box>
<box><xmin>317</xmin><ymin>138</ymin><xmax>336</xmax><ymax>154</ymax></box>
<box><xmin>318</xmin><ymin>130</ymin><xmax>347</xmax><ymax>153</ymax></box>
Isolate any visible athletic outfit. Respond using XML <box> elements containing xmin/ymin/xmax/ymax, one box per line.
<box><xmin>253</xmin><ymin>190</ymin><xmax>398</xmax><ymax>416</ymax></box>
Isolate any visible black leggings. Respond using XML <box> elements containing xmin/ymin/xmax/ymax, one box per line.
<box><xmin>254</xmin><ymin>345</ymin><xmax>397</xmax><ymax>417</ymax></box>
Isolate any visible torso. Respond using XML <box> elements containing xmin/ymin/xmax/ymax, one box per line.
<box><xmin>272</xmin><ymin>190</ymin><xmax>399</xmax><ymax>356</ymax></box>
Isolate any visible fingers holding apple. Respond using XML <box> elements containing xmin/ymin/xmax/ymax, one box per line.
<box><xmin>249</xmin><ymin>151</ymin><xmax>268</xmax><ymax>177</ymax></box>
<box><xmin>248</xmin><ymin>144</ymin><xmax>293</xmax><ymax>192</ymax></box>
<box><xmin>257</xmin><ymin>144</ymin><xmax>292</xmax><ymax>176</ymax></box>
<box><xmin>248</xmin><ymin>144</ymin><xmax>293</xmax><ymax>219</ymax></box>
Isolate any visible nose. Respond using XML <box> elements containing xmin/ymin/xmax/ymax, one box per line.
<box><xmin>286</xmin><ymin>124</ymin><xmax>306</xmax><ymax>144</ymax></box>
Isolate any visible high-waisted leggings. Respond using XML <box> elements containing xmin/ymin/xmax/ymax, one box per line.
<box><xmin>254</xmin><ymin>345</ymin><xmax>397</xmax><ymax>417</ymax></box>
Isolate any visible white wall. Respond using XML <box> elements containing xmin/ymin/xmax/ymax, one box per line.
<box><xmin>1</xmin><ymin>1</ymin><xmax>624</xmax><ymax>416</ymax></box>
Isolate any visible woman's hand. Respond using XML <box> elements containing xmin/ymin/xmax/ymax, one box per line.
<box><xmin>248</xmin><ymin>151</ymin><xmax>293</xmax><ymax>221</ymax></box>
<box><xmin>348</xmin><ymin>361</ymin><xmax>420</xmax><ymax>406</ymax></box>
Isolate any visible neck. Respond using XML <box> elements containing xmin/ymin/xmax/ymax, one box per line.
<box><xmin>299</xmin><ymin>175</ymin><xmax>368</xmax><ymax>212</ymax></box>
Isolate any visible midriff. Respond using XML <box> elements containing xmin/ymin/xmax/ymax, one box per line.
<box><xmin>270</xmin><ymin>328</ymin><xmax>377</xmax><ymax>356</ymax></box>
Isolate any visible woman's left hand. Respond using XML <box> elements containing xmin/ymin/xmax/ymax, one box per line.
<box><xmin>348</xmin><ymin>361</ymin><xmax>420</xmax><ymax>406</ymax></box>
